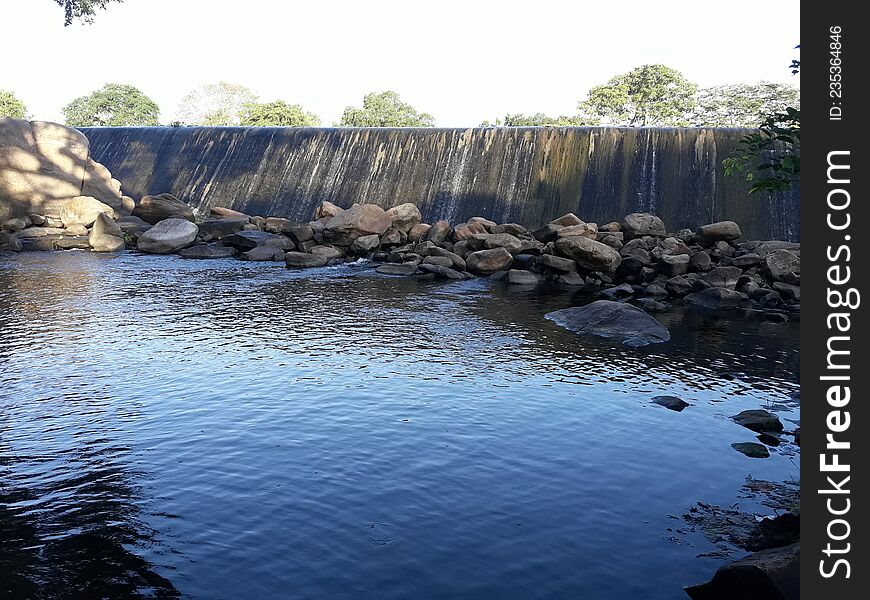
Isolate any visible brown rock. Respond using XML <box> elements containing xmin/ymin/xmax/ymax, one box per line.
<box><xmin>466</xmin><ymin>247</ymin><xmax>514</xmax><ymax>275</ymax></box>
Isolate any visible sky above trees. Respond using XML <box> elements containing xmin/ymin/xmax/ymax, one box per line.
<box><xmin>6</xmin><ymin>0</ymin><xmax>799</xmax><ymax>127</ymax></box>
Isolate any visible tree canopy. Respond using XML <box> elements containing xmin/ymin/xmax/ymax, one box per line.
<box><xmin>480</xmin><ymin>113</ymin><xmax>596</xmax><ymax>127</ymax></box>
<box><xmin>578</xmin><ymin>64</ymin><xmax>698</xmax><ymax>126</ymax></box>
<box><xmin>176</xmin><ymin>82</ymin><xmax>258</xmax><ymax>126</ymax></box>
<box><xmin>54</xmin><ymin>0</ymin><xmax>122</xmax><ymax>25</ymax></box>
<box><xmin>690</xmin><ymin>82</ymin><xmax>800</xmax><ymax>127</ymax></box>
<box><xmin>339</xmin><ymin>91</ymin><xmax>435</xmax><ymax>127</ymax></box>
<box><xmin>238</xmin><ymin>101</ymin><xmax>321</xmax><ymax>127</ymax></box>
<box><xmin>62</xmin><ymin>83</ymin><xmax>159</xmax><ymax>126</ymax></box>
<box><xmin>1</xmin><ymin>90</ymin><xmax>28</xmax><ymax>119</ymax></box>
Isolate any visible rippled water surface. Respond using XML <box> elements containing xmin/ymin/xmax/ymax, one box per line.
<box><xmin>1</xmin><ymin>252</ymin><xmax>800</xmax><ymax>599</ymax></box>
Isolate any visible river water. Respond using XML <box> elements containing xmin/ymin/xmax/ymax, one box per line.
<box><xmin>1</xmin><ymin>252</ymin><xmax>800</xmax><ymax>599</ymax></box>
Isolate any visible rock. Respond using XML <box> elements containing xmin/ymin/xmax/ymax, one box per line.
<box><xmin>731</xmin><ymin>409</ymin><xmax>783</xmax><ymax>433</ymax></box>
<box><xmin>63</xmin><ymin>224</ymin><xmax>89</xmax><ymax>236</ymax></box>
<box><xmin>223</xmin><ymin>230</ymin><xmax>293</xmax><ymax>251</ymax></box>
<box><xmin>684</xmin><ymin>543</ymin><xmax>798</xmax><ymax>600</ymax></box>
<box><xmin>689</xmin><ymin>251</ymin><xmax>713</xmax><ymax>272</ymax></box>
<box><xmin>3</xmin><ymin>217</ymin><xmax>29</xmax><ymax>232</ymax></box>
<box><xmin>745</xmin><ymin>513</ymin><xmax>800</xmax><ymax>552</ymax></box>
<box><xmin>380</xmin><ymin>227</ymin><xmax>405</xmax><ymax>246</ymax></box>
<box><xmin>425</xmin><ymin>246</ymin><xmax>465</xmax><ymax>270</ymax></box>
<box><xmin>0</xmin><ymin>232</ymin><xmax>23</xmax><ymax>252</ymax></box>
<box><xmin>685</xmin><ymin>288</ymin><xmax>748</xmax><ymax>310</ymax></box>
<box><xmin>598</xmin><ymin>233</ymin><xmax>624</xmax><ymax>250</ymax></box>
<box><xmin>426</xmin><ymin>220</ymin><xmax>453</xmax><ymax>244</ymax></box>
<box><xmin>241</xmin><ymin>246</ymin><xmax>285</xmax><ymax>261</ymax></box>
<box><xmin>702</xmin><ymin>266</ymin><xmax>743</xmax><ymax>289</ymax></box>
<box><xmin>466</xmin><ymin>247</ymin><xmax>514</xmax><ymax>276</ymax></box>
<box><xmin>506</xmin><ymin>269</ymin><xmax>539</xmax><ymax>285</ymax></box>
<box><xmin>452</xmin><ymin>222</ymin><xmax>486</xmax><ymax>241</ymax></box>
<box><xmin>285</xmin><ymin>252</ymin><xmax>329</xmax><ymax>268</ymax></box>
<box><xmin>376</xmin><ymin>263</ymin><xmax>418</xmax><ymax>276</ymax></box>
<box><xmin>58</xmin><ymin>196</ymin><xmax>117</xmax><ymax>227</ymax></box>
<box><xmin>178</xmin><ymin>243</ymin><xmax>238</xmax><ymax>259</ymax></box>
<box><xmin>90</xmin><ymin>212</ymin><xmax>122</xmax><ymax>238</ymax></box>
<box><xmin>313</xmin><ymin>201</ymin><xmax>344</xmax><ymax>220</ymax></box>
<box><xmin>116</xmin><ymin>215</ymin><xmax>151</xmax><ymax>233</ymax></box>
<box><xmin>495</xmin><ymin>223</ymin><xmax>531</xmax><ymax>238</ymax></box>
<box><xmin>20</xmin><ymin>236</ymin><xmax>62</xmax><ymax>251</ymax></box>
<box><xmin>54</xmin><ymin>236</ymin><xmax>91</xmax><ymax>250</ymax></box>
<box><xmin>550</xmin><ymin>213</ymin><xmax>583</xmax><ymax>227</ymax></box>
<box><xmin>43</xmin><ymin>216</ymin><xmax>63</xmax><ymax>228</ymax></box>
<box><xmin>555</xmin><ymin>236</ymin><xmax>622</xmax><ymax>274</ymax></box>
<box><xmin>658</xmin><ymin>253</ymin><xmax>690</xmax><ymax>276</ymax></box>
<box><xmin>351</xmin><ymin>234</ymin><xmax>381</xmax><ymax>254</ymax></box>
<box><xmin>482</xmin><ymin>233</ymin><xmax>523</xmax><ymax>253</ymax></box>
<box><xmin>693</xmin><ymin>221</ymin><xmax>742</xmax><ymax>247</ymax></box>
<box><xmin>536</xmin><ymin>254</ymin><xmax>577</xmax><ymax>273</ymax></box>
<box><xmin>764</xmin><ymin>250</ymin><xmax>800</xmax><ymax>284</ymax></box>
<box><xmin>88</xmin><ymin>213</ymin><xmax>125</xmax><ymax>252</ymax></box>
<box><xmin>309</xmin><ymin>245</ymin><xmax>344</xmax><ymax>259</ymax></box>
<box><xmin>15</xmin><ymin>226</ymin><xmax>65</xmax><ymax>238</ymax></box>
<box><xmin>132</xmin><ymin>193</ymin><xmax>194</xmax><ymax>225</ymax></box>
<box><xmin>620</xmin><ymin>238</ymin><xmax>653</xmax><ymax>262</ymax></box>
<box><xmin>557</xmin><ymin>223</ymin><xmax>598</xmax><ymax>239</ymax></box>
<box><xmin>417</xmin><ymin>263</ymin><xmax>465</xmax><ymax>279</ymax></box>
<box><xmin>546</xmin><ymin>300</ymin><xmax>670</xmax><ymax>347</ymax></box>
<box><xmin>209</xmin><ymin>206</ymin><xmax>250</xmax><ymax>219</ymax></box>
<box><xmin>263</xmin><ymin>217</ymin><xmax>294</xmax><ymax>234</ymax></box>
<box><xmin>323</xmin><ymin>203</ymin><xmax>392</xmax><ymax>246</ymax></box>
<box><xmin>423</xmin><ymin>256</ymin><xmax>454</xmax><ymax>268</ymax></box>
<box><xmin>137</xmin><ymin>219</ymin><xmax>198</xmax><ymax>254</ymax></box>
<box><xmin>385</xmin><ymin>203</ymin><xmax>422</xmax><ymax>233</ymax></box>
<box><xmin>622</xmin><ymin>213</ymin><xmax>666</xmax><ymax>240</ymax></box>
<box><xmin>772</xmin><ymin>282</ymin><xmax>800</xmax><ymax>302</ymax></box>
<box><xmin>665</xmin><ymin>275</ymin><xmax>694</xmax><ymax>296</ymax></box>
<box><xmin>408</xmin><ymin>223</ymin><xmax>431</xmax><ymax>242</ymax></box>
<box><xmin>27</xmin><ymin>214</ymin><xmax>45</xmax><ymax>226</ymax></box>
<box><xmin>289</xmin><ymin>224</ymin><xmax>314</xmax><ymax>245</ymax></box>
<box><xmin>532</xmin><ymin>223</ymin><xmax>564</xmax><ymax>243</ymax></box>
<box><xmin>467</xmin><ymin>216</ymin><xmax>497</xmax><ymax>230</ymax></box>
<box><xmin>198</xmin><ymin>218</ymin><xmax>249</xmax><ymax>240</ymax></box>
<box><xmin>731</xmin><ymin>252</ymin><xmax>762</xmax><ymax>268</ymax></box>
<box><xmin>556</xmin><ymin>272</ymin><xmax>585</xmax><ymax>286</ymax></box>
<box><xmin>652</xmin><ymin>396</ymin><xmax>689</xmax><ymax>411</ymax></box>
<box><xmin>645</xmin><ymin>284</ymin><xmax>669</xmax><ymax>298</ymax></box>
<box><xmin>635</xmin><ymin>298</ymin><xmax>668</xmax><ymax>313</ymax></box>
<box><xmin>601</xmin><ymin>283</ymin><xmax>635</xmax><ymax>299</ymax></box>
<box><xmin>731</xmin><ymin>442</ymin><xmax>770</xmax><ymax>458</ymax></box>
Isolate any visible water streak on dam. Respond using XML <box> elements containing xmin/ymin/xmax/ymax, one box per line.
<box><xmin>81</xmin><ymin>127</ymin><xmax>800</xmax><ymax>241</ymax></box>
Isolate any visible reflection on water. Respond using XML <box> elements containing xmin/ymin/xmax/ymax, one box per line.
<box><xmin>1</xmin><ymin>252</ymin><xmax>799</xmax><ymax>599</ymax></box>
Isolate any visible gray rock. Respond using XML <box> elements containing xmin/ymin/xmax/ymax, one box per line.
<box><xmin>693</xmin><ymin>221</ymin><xmax>742</xmax><ymax>247</ymax></box>
<box><xmin>0</xmin><ymin>232</ymin><xmax>23</xmax><ymax>252</ymax></box>
<box><xmin>289</xmin><ymin>224</ymin><xmax>315</xmax><ymax>245</ymax></box>
<box><xmin>601</xmin><ymin>283</ymin><xmax>634</xmax><ymax>299</ymax></box>
<box><xmin>622</xmin><ymin>213</ymin><xmax>666</xmax><ymax>240</ymax></box>
<box><xmin>28</xmin><ymin>214</ymin><xmax>46</xmax><ymax>226</ymax></box>
<box><xmin>731</xmin><ymin>409</ymin><xmax>783</xmax><ymax>433</ymax></box>
<box><xmin>376</xmin><ymin>263</ymin><xmax>418</xmax><ymax>276</ymax></box>
<box><xmin>198</xmin><ymin>218</ymin><xmax>249</xmax><ymax>239</ymax></box>
<box><xmin>658</xmin><ymin>253</ymin><xmax>690</xmax><ymax>276</ymax></box>
<box><xmin>427</xmin><ymin>246</ymin><xmax>466</xmax><ymax>270</ymax></box>
<box><xmin>731</xmin><ymin>442</ymin><xmax>771</xmax><ymax>458</ymax></box>
<box><xmin>241</xmin><ymin>246</ymin><xmax>285</xmax><ymax>261</ymax></box>
<box><xmin>685</xmin><ymin>287</ymin><xmax>748</xmax><ymax>310</ymax></box>
<box><xmin>385</xmin><ymin>203</ymin><xmax>422</xmax><ymax>233</ymax></box>
<box><xmin>323</xmin><ymin>203</ymin><xmax>392</xmax><ymax>246</ymax></box>
<box><xmin>772</xmin><ymin>282</ymin><xmax>800</xmax><ymax>302</ymax></box>
<box><xmin>132</xmin><ymin>193</ymin><xmax>194</xmax><ymax>225</ymax></box>
<box><xmin>555</xmin><ymin>236</ymin><xmax>622</xmax><ymax>274</ymax></box>
<box><xmin>536</xmin><ymin>254</ymin><xmax>577</xmax><ymax>273</ymax></box>
<box><xmin>557</xmin><ymin>223</ymin><xmax>598</xmax><ymax>240</ymax></box>
<box><xmin>702</xmin><ymin>266</ymin><xmax>743</xmax><ymax>289</ymax></box>
<box><xmin>3</xmin><ymin>217</ymin><xmax>28</xmax><ymax>232</ymax></box>
<box><xmin>689</xmin><ymin>251</ymin><xmax>712</xmax><ymax>272</ymax></box>
<box><xmin>645</xmin><ymin>284</ymin><xmax>669</xmax><ymax>298</ymax></box>
<box><xmin>309</xmin><ymin>245</ymin><xmax>344</xmax><ymax>259</ymax></box>
<box><xmin>685</xmin><ymin>543</ymin><xmax>798</xmax><ymax>600</ymax></box>
<box><xmin>351</xmin><ymin>234</ymin><xmax>381</xmax><ymax>254</ymax></box>
<box><xmin>223</xmin><ymin>230</ymin><xmax>294</xmax><ymax>251</ymax></box>
<box><xmin>652</xmin><ymin>395</ymin><xmax>689</xmax><ymax>411</ymax></box>
<box><xmin>425</xmin><ymin>220</ymin><xmax>453</xmax><ymax>244</ymax></box>
<box><xmin>423</xmin><ymin>255</ymin><xmax>454</xmax><ymax>268</ymax></box>
<box><xmin>54</xmin><ymin>236</ymin><xmax>91</xmax><ymax>250</ymax></box>
<box><xmin>408</xmin><ymin>223</ymin><xmax>431</xmax><ymax>242</ymax></box>
<box><xmin>532</xmin><ymin>223</ymin><xmax>563</xmax><ymax>243</ymax></box>
<box><xmin>745</xmin><ymin>513</ymin><xmax>800</xmax><ymax>552</ymax></box>
<box><xmin>466</xmin><ymin>248</ymin><xmax>514</xmax><ymax>275</ymax></box>
<box><xmin>58</xmin><ymin>196</ymin><xmax>117</xmax><ymax>228</ymax></box>
<box><xmin>209</xmin><ymin>206</ymin><xmax>250</xmax><ymax>220</ymax></box>
<box><xmin>178</xmin><ymin>243</ymin><xmax>238</xmax><ymax>259</ymax></box>
<box><xmin>64</xmin><ymin>224</ymin><xmax>89</xmax><ymax>237</ymax></box>
<box><xmin>380</xmin><ymin>227</ymin><xmax>405</xmax><ymax>246</ymax></box>
<box><xmin>764</xmin><ymin>250</ymin><xmax>800</xmax><ymax>284</ymax></box>
<box><xmin>285</xmin><ymin>252</ymin><xmax>329</xmax><ymax>268</ymax></box>
<box><xmin>21</xmin><ymin>236</ymin><xmax>63</xmax><ymax>251</ymax></box>
<box><xmin>467</xmin><ymin>216</ymin><xmax>498</xmax><ymax>230</ymax></box>
<box><xmin>264</xmin><ymin>217</ymin><xmax>294</xmax><ymax>234</ymax></box>
<box><xmin>116</xmin><ymin>215</ymin><xmax>152</xmax><ymax>234</ymax></box>
<box><xmin>666</xmin><ymin>275</ymin><xmax>695</xmax><ymax>296</ymax></box>
<box><xmin>137</xmin><ymin>219</ymin><xmax>199</xmax><ymax>254</ymax></box>
<box><xmin>545</xmin><ymin>300</ymin><xmax>671</xmax><ymax>347</ymax></box>
<box><xmin>313</xmin><ymin>201</ymin><xmax>343</xmax><ymax>220</ymax></box>
<box><xmin>506</xmin><ymin>269</ymin><xmax>539</xmax><ymax>285</ymax></box>
<box><xmin>550</xmin><ymin>213</ymin><xmax>583</xmax><ymax>227</ymax></box>
<box><xmin>731</xmin><ymin>252</ymin><xmax>762</xmax><ymax>268</ymax></box>
<box><xmin>635</xmin><ymin>298</ymin><xmax>668</xmax><ymax>313</ymax></box>
<box><xmin>556</xmin><ymin>272</ymin><xmax>585</xmax><ymax>286</ymax></box>
<box><xmin>417</xmin><ymin>263</ymin><xmax>464</xmax><ymax>279</ymax></box>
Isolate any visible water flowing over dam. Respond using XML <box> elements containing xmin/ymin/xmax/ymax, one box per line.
<box><xmin>81</xmin><ymin>127</ymin><xmax>800</xmax><ymax>241</ymax></box>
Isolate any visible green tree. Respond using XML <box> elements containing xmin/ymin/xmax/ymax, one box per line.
<box><xmin>1</xmin><ymin>90</ymin><xmax>28</xmax><ymax>119</ymax></box>
<box><xmin>480</xmin><ymin>112</ymin><xmax>597</xmax><ymax>127</ymax></box>
<box><xmin>238</xmin><ymin>101</ymin><xmax>321</xmax><ymax>127</ymax></box>
<box><xmin>54</xmin><ymin>0</ymin><xmax>123</xmax><ymax>25</ymax></box>
<box><xmin>339</xmin><ymin>91</ymin><xmax>435</xmax><ymax>127</ymax></box>
<box><xmin>62</xmin><ymin>83</ymin><xmax>159</xmax><ymax>126</ymax></box>
<box><xmin>578</xmin><ymin>64</ymin><xmax>698</xmax><ymax>126</ymax></box>
<box><xmin>690</xmin><ymin>82</ymin><xmax>800</xmax><ymax>127</ymax></box>
<box><xmin>176</xmin><ymin>82</ymin><xmax>258</xmax><ymax>126</ymax></box>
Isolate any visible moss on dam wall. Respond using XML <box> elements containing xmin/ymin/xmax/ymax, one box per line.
<box><xmin>80</xmin><ymin>127</ymin><xmax>799</xmax><ymax>241</ymax></box>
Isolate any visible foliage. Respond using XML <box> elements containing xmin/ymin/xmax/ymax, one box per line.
<box><xmin>238</xmin><ymin>101</ymin><xmax>321</xmax><ymax>127</ymax></box>
<box><xmin>54</xmin><ymin>0</ymin><xmax>122</xmax><ymax>25</ymax></box>
<box><xmin>577</xmin><ymin>64</ymin><xmax>697</xmax><ymax>126</ymax></box>
<box><xmin>62</xmin><ymin>83</ymin><xmax>159</xmax><ymax>126</ymax></box>
<box><xmin>690</xmin><ymin>82</ymin><xmax>799</xmax><ymax>127</ymax></box>
<box><xmin>723</xmin><ymin>108</ymin><xmax>800</xmax><ymax>193</ymax></box>
<box><xmin>480</xmin><ymin>112</ymin><xmax>598</xmax><ymax>127</ymax></box>
<box><xmin>176</xmin><ymin>82</ymin><xmax>258</xmax><ymax>126</ymax></box>
<box><xmin>1</xmin><ymin>90</ymin><xmax>28</xmax><ymax>119</ymax></box>
<box><xmin>338</xmin><ymin>91</ymin><xmax>435</xmax><ymax>127</ymax></box>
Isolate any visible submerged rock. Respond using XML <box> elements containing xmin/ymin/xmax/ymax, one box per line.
<box><xmin>376</xmin><ymin>263</ymin><xmax>418</xmax><ymax>276</ymax></box>
<box><xmin>731</xmin><ymin>442</ymin><xmax>770</xmax><ymax>458</ymax></box>
<box><xmin>545</xmin><ymin>300</ymin><xmax>670</xmax><ymax>347</ymax></box>
<box><xmin>285</xmin><ymin>252</ymin><xmax>329</xmax><ymax>268</ymax></box>
<box><xmin>685</xmin><ymin>288</ymin><xmax>748</xmax><ymax>310</ymax></box>
<box><xmin>731</xmin><ymin>410</ymin><xmax>783</xmax><ymax>433</ymax></box>
<box><xmin>652</xmin><ymin>395</ymin><xmax>689</xmax><ymax>411</ymax></box>
<box><xmin>684</xmin><ymin>543</ymin><xmax>798</xmax><ymax>600</ymax></box>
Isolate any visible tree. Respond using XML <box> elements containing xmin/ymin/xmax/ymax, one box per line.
<box><xmin>62</xmin><ymin>83</ymin><xmax>159</xmax><ymax>126</ymax></box>
<box><xmin>1</xmin><ymin>90</ymin><xmax>27</xmax><ymax>119</ymax></box>
<box><xmin>54</xmin><ymin>0</ymin><xmax>122</xmax><ymax>26</ymax></box>
<box><xmin>690</xmin><ymin>82</ymin><xmax>800</xmax><ymax>127</ymax></box>
<box><xmin>480</xmin><ymin>113</ymin><xmax>597</xmax><ymax>127</ymax></box>
<box><xmin>176</xmin><ymin>82</ymin><xmax>258</xmax><ymax>126</ymax></box>
<box><xmin>338</xmin><ymin>91</ymin><xmax>435</xmax><ymax>127</ymax></box>
<box><xmin>578</xmin><ymin>64</ymin><xmax>698</xmax><ymax>126</ymax></box>
<box><xmin>238</xmin><ymin>101</ymin><xmax>321</xmax><ymax>127</ymax></box>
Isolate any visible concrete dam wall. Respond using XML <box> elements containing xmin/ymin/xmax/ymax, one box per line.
<box><xmin>80</xmin><ymin>127</ymin><xmax>800</xmax><ymax>241</ymax></box>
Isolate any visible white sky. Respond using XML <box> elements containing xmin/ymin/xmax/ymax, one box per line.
<box><xmin>2</xmin><ymin>0</ymin><xmax>800</xmax><ymax>126</ymax></box>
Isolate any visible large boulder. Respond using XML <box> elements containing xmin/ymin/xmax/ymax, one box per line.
<box><xmin>545</xmin><ymin>300</ymin><xmax>670</xmax><ymax>347</ymax></box>
<box><xmin>137</xmin><ymin>219</ymin><xmax>198</xmax><ymax>254</ymax></box>
<box><xmin>88</xmin><ymin>212</ymin><xmax>125</xmax><ymax>252</ymax></box>
<box><xmin>313</xmin><ymin>201</ymin><xmax>343</xmax><ymax>220</ymax></box>
<box><xmin>408</xmin><ymin>223</ymin><xmax>431</xmax><ymax>242</ymax></box>
<box><xmin>58</xmin><ymin>196</ymin><xmax>117</xmax><ymax>227</ymax></box>
<box><xmin>351</xmin><ymin>234</ymin><xmax>381</xmax><ymax>254</ymax></box>
<box><xmin>684</xmin><ymin>543</ymin><xmax>799</xmax><ymax>600</ymax></box>
<box><xmin>693</xmin><ymin>221</ymin><xmax>742</xmax><ymax>247</ymax></box>
<box><xmin>466</xmin><ymin>248</ymin><xmax>514</xmax><ymax>275</ymax></box>
<box><xmin>622</xmin><ymin>213</ymin><xmax>666</xmax><ymax>240</ymax></box>
<box><xmin>702</xmin><ymin>266</ymin><xmax>743</xmax><ymax>289</ymax></box>
<box><xmin>557</xmin><ymin>222</ymin><xmax>598</xmax><ymax>240</ymax></box>
<box><xmin>555</xmin><ymin>236</ymin><xmax>622</xmax><ymax>274</ymax></box>
<box><xmin>385</xmin><ymin>203</ymin><xmax>422</xmax><ymax>233</ymax></box>
<box><xmin>426</xmin><ymin>220</ymin><xmax>453</xmax><ymax>244</ymax></box>
<box><xmin>764</xmin><ymin>250</ymin><xmax>800</xmax><ymax>284</ymax></box>
<box><xmin>209</xmin><ymin>206</ymin><xmax>250</xmax><ymax>220</ymax></box>
<box><xmin>731</xmin><ymin>409</ymin><xmax>783</xmax><ymax>433</ymax></box>
<box><xmin>285</xmin><ymin>251</ymin><xmax>329</xmax><ymax>268</ymax></box>
<box><xmin>323</xmin><ymin>203</ymin><xmax>391</xmax><ymax>246</ymax></box>
<box><xmin>263</xmin><ymin>217</ymin><xmax>294</xmax><ymax>234</ymax></box>
<box><xmin>198</xmin><ymin>218</ymin><xmax>248</xmax><ymax>239</ymax></box>
<box><xmin>132</xmin><ymin>193</ymin><xmax>194</xmax><ymax>225</ymax></box>
<box><xmin>536</xmin><ymin>254</ymin><xmax>577</xmax><ymax>273</ymax></box>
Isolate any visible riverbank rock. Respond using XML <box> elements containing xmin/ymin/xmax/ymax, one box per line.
<box><xmin>376</xmin><ymin>263</ymin><xmax>418</xmax><ymax>276</ymax></box>
<box><xmin>685</xmin><ymin>543</ymin><xmax>798</xmax><ymax>600</ymax></box>
<box><xmin>323</xmin><ymin>203</ymin><xmax>391</xmax><ymax>246</ymax></box>
<box><xmin>652</xmin><ymin>396</ymin><xmax>690</xmax><ymax>411</ymax></box>
<box><xmin>314</xmin><ymin>201</ymin><xmax>343</xmax><ymax>220</ymax></box>
<box><xmin>285</xmin><ymin>252</ymin><xmax>330</xmax><ymax>268</ymax></box>
<box><xmin>764</xmin><ymin>250</ymin><xmax>800</xmax><ymax>284</ymax></box>
<box><xmin>137</xmin><ymin>219</ymin><xmax>198</xmax><ymax>254</ymax></box>
<box><xmin>731</xmin><ymin>442</ymin><xmax>770</xmax><ymax>458</ymax></box>
<box><xmin>546</xmin><ymin>300</ymin><xmax>670</xmax><ymax>347</ymax></box>
<box><xmin>386</xmin><ymin>203</ymin><xmax>422</xmax><ymax>233</ymax></box>
<box><xmin>731</xmin><ymin>409</ymin><xmax>783</xmax><ymax>433</ymax></box>
<box><xmin>351</xmin><ymin>234</ymin><xmax>381</xmax><ymax>254</ymax></box>
<box><xmin>132</xmin><ymin>193</ymin><xmax>194</xmax><ymax>225</ymax></box>
<box><xmin>622</xmin><ymin>213</ymin><xmax>666</xmax><ymax>239</ymax></box>
<box><xmin>685</xmin><ymin>288</ymin><xmax>748</xmax><ymax>310</ymax></box>
<box><xmin>58</xmin><ymin>196</ymin><xmax>117</xmax><ymax>227</ymax></box>
<box><xmin>178</xmin><ymin>243</ymin><xmax>238</xmax><ymax>259</ymax></box>
<box><xmin>555</xmin><ymin>236</ymin><xmax>622</xmax><ymax>274</ymax></box>
<box><xmin>693</xmin><ymin>221</ymin><xmax>742</xmax><ymax>247</ymax></box>
<box><xmin>88</xmin><ymin>213</ymin><xmax>125</xmax><ymax>252</ymax></box>
<box><xmin>0</xmin><ymin>232</ymin><xmax>23</xmax><ymax>252</ymax></box>
<box><xmin>223</xmin><ymin>231</ymin><xmax>293</xmax><ymax>251</ymax></box>
<box><xmin>506</xmin><ymin>269</ymin><xmax>539</xmax><ymax>285</ymax></box>
<box><xmin>745</xmin><ymin>513</ymin><xmax>800</xmax><ymax>552</ymax></box>
<box><xmin>466</xmin><ymin>247</ymin><xmax>514</xmax><ymax>275</ymax></box>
